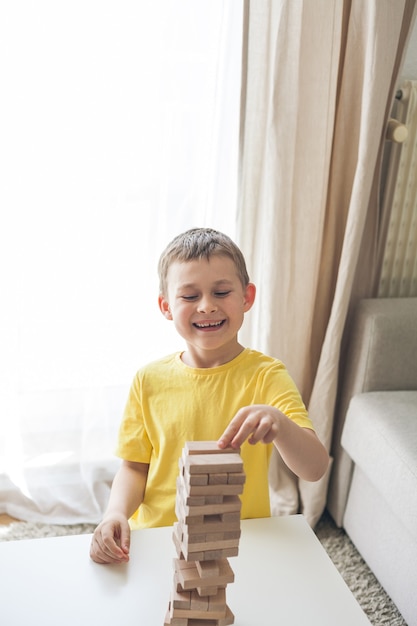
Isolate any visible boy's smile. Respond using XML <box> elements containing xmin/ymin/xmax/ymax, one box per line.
<box><xmin>158</xmin><ymin>255</ymin><xmax>256</xmax><ymax>368</ymax></box>
<box><xmin>194</xmin><ymin>319</ymin><xmax>226</xmax><ymax>330</ymax></box>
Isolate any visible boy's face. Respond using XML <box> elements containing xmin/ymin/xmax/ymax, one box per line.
<box><xmin>158</xmin><ymin>255</ymin><xmax>255</xmax><ymax>366</ymax></box>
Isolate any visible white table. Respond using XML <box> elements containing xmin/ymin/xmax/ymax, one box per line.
<box><xmin>0</xmin><ymin>515</ymin><xmax>370</xmax><ymax>625</ymax></box>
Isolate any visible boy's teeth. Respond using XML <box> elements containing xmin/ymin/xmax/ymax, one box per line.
<box><xmin>196</xmin><ymin>321</ymin><xmax>222</xmax><ymax>328</ymax></box>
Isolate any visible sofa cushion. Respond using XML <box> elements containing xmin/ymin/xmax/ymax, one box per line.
<box><xmin>341</xmin><ymin>390</ymin><xmax>417</xmax><ymax>539</ymax></box>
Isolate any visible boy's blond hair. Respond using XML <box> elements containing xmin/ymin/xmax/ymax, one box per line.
<box><xmin>158</xmin><ymin>228</ymin><xmax>250</xmax><ymax>296</ymax></box>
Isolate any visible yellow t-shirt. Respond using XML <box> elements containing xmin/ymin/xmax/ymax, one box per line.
<box><xmin>116</xmin><ymin>348</ymin><xmax>313</xmax><ymax>529</ymax></box>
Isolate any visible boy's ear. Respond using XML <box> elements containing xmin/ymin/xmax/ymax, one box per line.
<box><xmin>158</xmin><ymin>295</ymin><xmax>173</xmax><ymax>320</ymax></box>
<box><xmin>243</xmin><ymin>282</ymin><xmax>256</xmax><ymax>312</ymax></box>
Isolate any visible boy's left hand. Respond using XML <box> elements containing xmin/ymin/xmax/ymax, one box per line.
<box><xmin>218</xmin><ymin>404</ymin><xmax>282</xmax><ymax>449</ymax></box>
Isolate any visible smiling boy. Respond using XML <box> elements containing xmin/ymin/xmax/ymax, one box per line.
<box><xmin>90</xmin><ymin>228</ymin><xmax>329</xmax><ymax>564</ymax></box>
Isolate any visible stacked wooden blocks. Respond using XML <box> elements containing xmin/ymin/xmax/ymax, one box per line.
<box><xmin>164</xmin><ymin>441</ymin><xmax>245</xmax><ymax>626</ymax></box>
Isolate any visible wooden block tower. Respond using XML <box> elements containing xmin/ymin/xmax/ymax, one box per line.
<box><xmin>164</xmin><ymin>441</ymin><xmax>245</xmax><ymax>626</ymax></box>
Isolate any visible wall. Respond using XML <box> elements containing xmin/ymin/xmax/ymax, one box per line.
<box><xmin>400</xmin><ymin>17</ymin><xmax>417</xmax><ymax>80</ymax></box>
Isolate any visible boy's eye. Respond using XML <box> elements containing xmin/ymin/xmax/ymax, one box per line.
<box><xmin>215</xmin><ymin>291</ymin><xmax>231</xmax><ymax>297</ymax></box>
<box><xmin>180</xmin><ymin>290</ymin><xmax>231</xmax><ymax>301</ymax></box>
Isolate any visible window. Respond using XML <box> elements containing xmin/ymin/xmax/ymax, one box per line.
<box><xmin>0</xmin><ymin>0</ymin><xmax>243</xmax><ymax>522</ymax></box>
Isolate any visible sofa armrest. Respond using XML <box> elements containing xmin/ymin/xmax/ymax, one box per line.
<box><xmin>327</xmin><ymin>297</ymin><xmax>417</xmax><ymax>525</ymax></box>
<box><xmin>344</xmin><ymin>298</ymin><xmax>417</xmax><ymax>391</ymax></box>
<box><xmin>341</xmin><ymin>390</ymin><xmax>417</xmax><ymax>537</ymax></box>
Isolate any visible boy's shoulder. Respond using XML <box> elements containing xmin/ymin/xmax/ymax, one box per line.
<box><xmin>137</xmin><ymin>352</ymin><xmax>179</xmax><ymax>375</ymax></box>
<box><xmin>244</xmin><ymin>348</ymin><xmax>284</xmax><ymax>368</ymax></box>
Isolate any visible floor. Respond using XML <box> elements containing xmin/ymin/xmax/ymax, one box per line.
<box><xmin>0</xmin><ymin>514</ymin><xmax>21</xmax><ymax>525</ymax></box>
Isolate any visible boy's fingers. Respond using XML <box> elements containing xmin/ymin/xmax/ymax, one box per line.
<box><xmin>217</xmin><ymin>427</ymin><xmax>239</xmax><ymax>448</ymax></box>
<box><xmin>218</xmin><ymin>412</ymin><xmax>248</xmax><ymax>448</ymax></box>
<box><xmin>120</xmin><ymin>524</ymin><xmax>131</xmax><ymax>555</ymax></box>
<box><xmin>90</xmin><ymin>520</ymin><xmax>131</xmax><ymax>564</ymax></box>
<box><xmin>110</xmin><ymin>524</ymin><xmax>130</xmax><ymax>559</ymax></box>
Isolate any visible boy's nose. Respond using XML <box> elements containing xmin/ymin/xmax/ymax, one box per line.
<box><xmin>197</xmin><ymin>297</ymin><xmax>217</xmax><ymax>313</ymax></box>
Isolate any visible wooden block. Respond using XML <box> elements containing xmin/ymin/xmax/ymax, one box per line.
<box><xmin>195</xmin><ymin>559</ymin><xmax>220</xmax><ymax>578</ymax></box>
<box><xmin>188</xmin><ymin>473</ymin><xmax>210</xmax><ymax>486</ymax></box>
<box><xmin>175</xmin><ymin>500</ymin><xmax>204</xmax><ymax>524</ymax></box>
<box><xmin>178</xmin><ymin>548</ymin><xmax>202</xmax><ymax>562</ymax></box>
<box><xmin>190</xmin><ymin>589</ymin><xmax>209</xmax><ymax>611</ymax></box>
<box><xmin>177</xmin><ymin>621</ymin><xmax>217</xmax><ymax>626</ymax></box>
<box><xmin>180</xmin><ymin>537</ymin><xmax>240</xmax><ymax>558</ymax></box>
<box><xmin>186</xmin><ymin>481</ymin><xmax>244</xmax><ymax>497</ymax></box>
<box><xmin>178</xmin><ymin>523</ymin><xmax>206</xmax><ymax>543</ymax></box>
<box><xmin>184</xmin><ymin>441</ymin><xmax>239</xmax><ymax>455</ymax></box>
<box><xmin>196</xmin><ymin>585</ymin><xmax>220</xmax><ymax>596</ymax></box>
<box><xmin>204</xmin><ymin>494</ymin><xmax>224</xmax><ymax>505</ymax></box>
<box><xmin>178</xmin><ymin>516</ymin><xmax>241</xmax><ymax>536</ymax></box>
<box><xmin>208</xmin><ymin>588</ymin><xmax>226</xmax><ymax>612</ymax></box>
<box><xmin>208</xmin><ymin>473</ymin><xmax>228</xmax><ymax>485</ymax></box>
<box><xmin>180</xmin><ymin>524</ymin><xmax>240</xmax><ymax>545</ymax></box>
<box><xmin>227</xmin><ymin>472</ymin><xmax>246</xmax><ymax>485</ymax></box>
<box><xmin>180</xmin><ymin>522</ymin><xmax>241</xmax><ymax>543</ymax></box>
<box><xmin>185</xmin><ymin>453</ymin><xmax>243</xmax><ymax>475</ymax></box>
<box><xmin>172</xmin><ymin>534</ymin><xmax>184</xmax><ymax>560</ymax></box>
<box><xmin>173</xmin><ymin>527</ymin><xmax>204</xmax><ymax>561</ymax></box>
<box><xmin>171</xmin><ymin>588</ymin><xmax>191</xmax><ymax>610</ymax></box>
<box><xmin>170</xmin><ymin>605</ymin><xmax>227</xmax><ymax>620</ymax></box>
<box><xmin>186</xmin><ymin>494</ymin><xmax>208</xmax><ymax>507</ymax></box>
<box><xmin>163</xmin><ymin>609</ymin><xmax>188</xmax><ymax>626</ymax></box>
<box><xmin>186</xmin><ymin>533</ymin><xmax>207</xmax><ymax>545</ymax></box>
<box><xmin>181</xmin><ymin>543</ymin><xmax>239</xmax><ymax>562</ymax></box>
<box><xmin>181</xmin><ymin>495</ymin><xmax>242</xmax><ymax>518</ymax></box>
<box><xmin>176</xmin><ymin>478</ymin><xmax>206</xmax><ymax>507</ymax></box>
<box><xmin>179</xmin><ymin>460</ymin><xmax>210</xmax><ymax>486</ymax></box>
<box><xmin>219</xmin><ymin>605</ymin><xmax>235</xmax><ymax>625</ymax></box>
<box><xmin>172</xmin><ymin>523</ymin><xmax>184</xmax><ymax>546</ymax></box>
<box><xmin>205</xmin><ymin>530</ymin><xmax>241</xmax><ymax>542</ymax></box>
<box><xmin>219</xmin><ymin>511</ymin><xmax>240</xmax><ymax>523</ymax></box>
<box><xmin>198</xmin><ymin>546</ymin><xmax>239</xmax><ymax>561</ymax></box>
<box><xmin>174</xmin><ymin>558</ymin><xmax>234</xmax><ymax>589</ymax></box>
<box><xmin>173</xmin><ymin>558</ymin><xmax>195</xmax><ymax>571</ymax></box>
<box><xmin>175</xmin><ymin>574</ymin><xmax>224</xmax><ymax>598</ymax></box>
<box><xmin>179</xmin><ymin>470</ymin><xmax>239</xmax><ymax>496</ymax></box>
<box><xmin>174</xmin><ymin>572</ymin><xmax>186</xmax><ymax>593</ymax></box>
<box><xmin>165</xmin><ymin>606</ymin><xmax>234</xmax><ymax>626</ymax></box>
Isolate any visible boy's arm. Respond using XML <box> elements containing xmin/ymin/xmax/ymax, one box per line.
<box><xmin>90</xmin><ymin>460</ymin><xmax>148</xmax><ymax>564</ymax></box>
<box><xmin>218</xmin><ymin>405</ymin><xmax>329</xmax><ymax>482</ymax></box>
<box><xmin>272</xmin><ymin>420</ymin><xmax>329</xmax><ymax>482</ymax></box>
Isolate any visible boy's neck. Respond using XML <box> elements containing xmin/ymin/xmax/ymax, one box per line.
<box><xmin>181</xmin><ymin>343</ymin><xmax>245</xmax><ymax>369</ymax></box>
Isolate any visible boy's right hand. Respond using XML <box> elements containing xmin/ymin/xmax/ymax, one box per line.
<box><xmin>89</xmin><ymin>515</ymin><xmax>131</xmax><ymax>564</ymax></box>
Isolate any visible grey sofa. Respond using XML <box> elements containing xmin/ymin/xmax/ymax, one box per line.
<box><xmin>327</xmin><ymin>297</ymin><xmax>417</xmax><ymax>626</ymax></box>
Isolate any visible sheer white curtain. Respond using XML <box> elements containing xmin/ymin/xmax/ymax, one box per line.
<box><xmin>0</xmin><ymin>1</ymin><xmax>243</xmax><ymax>523</ymax></box>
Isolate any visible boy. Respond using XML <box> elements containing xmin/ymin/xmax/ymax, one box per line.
<box><xmin>90</xmin><ymin>228</ymin><xmax>329</xmax><ymax>564</ymax></box>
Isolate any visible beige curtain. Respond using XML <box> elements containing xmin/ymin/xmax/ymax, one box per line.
<box><xmin>237</xmin><ymin>0</ymin><xmax>417</xmax><ymax>526</ymax></box>
<box><xmin>378</xmin><ymin>80</ymin><xmax>417</xmax><ymax>297</ymax></box>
